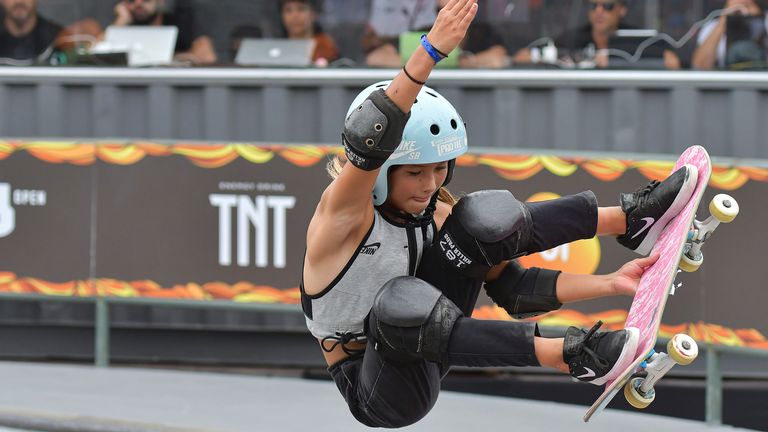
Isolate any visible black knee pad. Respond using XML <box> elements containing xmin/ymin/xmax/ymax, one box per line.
<box><xmin>416</xmin><ymin>248</ymin><xmax>484</xmax><ymax>317</ymax></box>
<box><xmin>435</xmin><ymin>190</ymin><xmax>533</xmax><ymax>278</ymax></box>
<box><xmin>484</xmin><ymin>261</ymin><xmax>562</xmax><ymax>319</ymax></box>
<box><xmin>369</xmin><ymin>276</ymin><xmax>463</xmax><ymax>363</ymax></box>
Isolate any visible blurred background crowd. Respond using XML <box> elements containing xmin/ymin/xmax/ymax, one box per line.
<box><xmin>0</xmin><ymin>0</ymin><xmax>766</xmax><ymax>70</ymax></box>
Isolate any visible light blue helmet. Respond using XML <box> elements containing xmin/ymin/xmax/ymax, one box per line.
<box><xmin>345</xmin><ymin>81</ymin><xmax>468</xmax><ymax>206</ymax></box>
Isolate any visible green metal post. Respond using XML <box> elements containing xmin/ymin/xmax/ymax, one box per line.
<box><xmin>705</xmin><ymin>345</ymin><xmax>722</xmax><ymax>425</ymax></box>
<box><xmin>95</xmin><ymin>297</ymin><xmax>110</xmax><ymax>367</ymax></box>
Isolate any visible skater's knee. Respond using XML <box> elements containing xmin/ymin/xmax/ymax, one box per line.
<box><xmin>436</xmin><ymin>190</ymin><xmax>533</xmax><ymax>278</ymax></box>
<box><xmin>369</xmin><ymin>276</ymin><xmax>462</xmax><ymax>363</ymax></box>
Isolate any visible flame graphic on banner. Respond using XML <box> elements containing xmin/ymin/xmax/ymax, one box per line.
<box><xmin>1</xmin><ymin>271</ymin><xmax>765</xmax><ymax>350</ymax></box>
<box><xmin>472</xmin><ymin>306</ymin><xmax>768</xmax><ymax>350</ymax></box>
<box><xmin>0</xmin><ymin>141</ymin><xmax>764</xmax><ymax>190</ymax></box>
<box><xmin>0</xmin><ymin>271</ymin><xmax>299</xmax><ymax>303</ymax></box>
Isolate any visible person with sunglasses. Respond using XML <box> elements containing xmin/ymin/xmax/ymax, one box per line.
<box><xmin>513</xmin><ymin>0</ymin><xmax>681</xmax><ymax>69</ymax></box>
<box><xmin>108</xmin><ymin>0</ymin><xmax>217</xmax><ymax>65</ymax></box>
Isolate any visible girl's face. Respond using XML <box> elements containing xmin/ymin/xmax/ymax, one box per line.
<box><xmin>282</xmin><ymin>1</ymin><xmax>314</xmax><ymax>38</ymax></box>
<box><xmin>386</xmin><ymin>162</ymin><xmax>449</xmax><ymax>215</ymax></box>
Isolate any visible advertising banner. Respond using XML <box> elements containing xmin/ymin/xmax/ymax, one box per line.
<box><xmin>0</xmin><ymin>141</ymin><xmax>765</xmax><ymax>349</ymax></box>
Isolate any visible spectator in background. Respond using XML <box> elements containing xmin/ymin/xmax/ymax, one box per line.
<box><xmin>364</xmin><ymin>0</ymin><xmax>508</xmax><ymax>68</ymax></box>
<box><xmin>317</xmin><ymin>0</ymin><xmax>370</xmax><ymax>63</ymax></box>
<box><xmin>513</xmin><ymin>0</ymin><xmax>681</xmax><ymax>69</ymax></box>
<box><xmin>692</xmin><ymin>0</ymin><xmax>764</xmax><ymax>69</ymax></box>
<box><xmin>436</xmin><ymin>0</ymin><xmax>509</xmax><ymax>68</ymax></box>
<box><xmin>279</xmin><ymin>0</ymin><xmax>339</xmax><ymax>66</ymax></box>
<box><xmin>109</xmin><ymin>0</ymin><xmax>216</xmax><ymax>65</ymax></box>
<box><xmin>55</xmin><ymin>18</ymin><xmax>103</xmax><ymax>54</ymax></box>
<box><xmin>363</xmin><ymin>0</ymin><xmax>436</xmax><ymax>67</ymax></box>
<box><xmin>0</xmin><ymin>0</ymin><xmax>62</xmax><ymax>62</ymax></box>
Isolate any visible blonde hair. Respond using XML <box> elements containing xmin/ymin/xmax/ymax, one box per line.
<box><xmin>326</xmin><ymin>155</ymin><xmax>457</xmax><ymax>206</ymax></box>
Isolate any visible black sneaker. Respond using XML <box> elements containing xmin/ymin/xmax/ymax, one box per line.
<box><xmin>563</xmin><ymin>321</ymin><xmax>639</xmax><ymax>386</ymax></box>
<box><xmin>617</xmin><ymin>164</ymin><xmax>698</xmax><ymax>255</ymax></box>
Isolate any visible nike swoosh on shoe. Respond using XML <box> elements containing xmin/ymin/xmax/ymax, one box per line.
<box><xmin>633</xmin><ymin>164</ymin><xmax>698</xmax><ymax>256</ymax></box>
<box><xmin>630</xmin><ymin>217</ymin><xmax>656</xmax><ymax>239</ymax></box>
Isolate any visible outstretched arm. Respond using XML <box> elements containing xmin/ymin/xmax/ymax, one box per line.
<box><xmin>485</xmin><ymin>254</ymin><xmax>658</xmax><ymax>319</ymax></box>
<box><xmin>555</xmin><ymin>253</ymin><xmax>659</xmax><ymax>304</ymax></box>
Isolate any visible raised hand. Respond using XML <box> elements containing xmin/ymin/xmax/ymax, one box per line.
<box><xmin>426</xmin><ymin>0</ymin><xmax>478</xmax><ymax>55</ymax></box>
<box><xmin>384</xmin><ymin>0</ymin><xmax>477</xmax><ymax>114</ymax></box>
<box><xmin>721</xmin><ymin>0</ymin><xmax>761</xmax><ymax>20</ymax></box>
<box><xmin>113</xmin><ymin>2</ymin><xmax>133</xmax><ymax>26</ymax></box>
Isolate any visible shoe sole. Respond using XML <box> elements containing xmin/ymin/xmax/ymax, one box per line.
<box><xmin>634</xmin><ymin>164</ymin><xmax>699</xmax><ymax>256</ymax></box>
<box><xmin>590</xmin><ymin>327</ymin><xmax>640</xmax><ymax>386</ymax></box>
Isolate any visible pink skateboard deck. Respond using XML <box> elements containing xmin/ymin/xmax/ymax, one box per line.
<box><xmin>583</xmin><ymin>145</ymin><xmax>711</xmax><ymax>422</ymax></box>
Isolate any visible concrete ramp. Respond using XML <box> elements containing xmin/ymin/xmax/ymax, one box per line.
<box><xmin>0</xmin><ymin>362</ymin><xmax>756</xmax><ymax>432</ymax></box>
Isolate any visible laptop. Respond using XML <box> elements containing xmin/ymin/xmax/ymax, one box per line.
<box><xmin>91</xmin><ymin>26</ymin><xmax>178</xmax><ymax>67</ymax></box>
<box><xmin>235</xmin><ymin>39</ymin><xmax>316</xmax><ymax>67</ymax></box>
<box><xmin>607</xmin><ymin>29</ymin><xmax>668</xmax><ymax>69</ymax></box>
<box><xmin>399</xmin><ymin>32</ymin><xmax>459</xmax><ymax>69</ymax></box>
<box><xmin>725</xmin><ymin>14</ymin><xmax>768</xmax><ymax>68</ymax></box>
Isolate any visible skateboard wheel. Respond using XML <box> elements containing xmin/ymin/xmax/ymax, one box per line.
<box><xmin>668</xmin><ymin>334</ymin><xmax>698</xmax><ymax>365</ymax></box>
<box><xmin>624</xmin><ymin>377</ymin><xmax>655</xmax><ymax>409</ymax></box>
<box><xmin>679</xmin><ymin>245</ymin><xmax>702</xmax><ymax>273</ymax></box>
<box><xmin>709</xmin><ymin>194</ymin><xmax>739</xmax><ymax>223</ymax></box>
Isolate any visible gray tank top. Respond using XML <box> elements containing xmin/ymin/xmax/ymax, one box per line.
<box><xmin>301</xmin><ymin>210</ymin><xmax>435</xmax><ymax>341</ymax></box>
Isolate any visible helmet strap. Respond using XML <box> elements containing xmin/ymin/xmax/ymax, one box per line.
<box><xmin>376</xmin><ymin>194</ymin><xmax>436</xmax><ymax>228</ymax></box>
<box><xmin>444</xmin><ymin>159</ymin><xmax>456</xmax><ymax>186</ymax></box>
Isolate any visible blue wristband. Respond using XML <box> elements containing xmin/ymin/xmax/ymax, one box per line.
<box><xmin>420</xmin><ymin>34</ymin><xmax>447</xmax><ymax>64</ymax></box>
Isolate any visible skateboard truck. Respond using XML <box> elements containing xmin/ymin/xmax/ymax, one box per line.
<box><xmin>623</xmin><ymin>333</ymin><xmax>699</xmax><ymax>409</ymax></box>
<box><xmin>669</xmin><ymin>275</ymin><xmax>682</xmax><ymax>296</ymax></box>
<box><xmin>680</xmin><ymin>194</ymin><xmax>739</xmax><ymax>272</ymax></box>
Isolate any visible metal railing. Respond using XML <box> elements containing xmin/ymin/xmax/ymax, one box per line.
<box><xmin>703</xmin><ymin>343</ymin><xmax>768</xmax><ymax>425</ymax></box>
<box><xmin>0</xmin><ymin>292</ymin><xmax>766</xmax><ymax>426</ymax></box>
<box><xmin>0</xmin><ymin>292</ymin><xmax>304</xmax><ymax>368</ymax></box>
<box><xmin>2</xmin><ymin>68</ymin><xmax>768</xmax><ymax>159</ymax></box>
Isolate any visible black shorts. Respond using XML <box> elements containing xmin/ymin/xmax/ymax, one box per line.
<box><xmin>329</xmin><ymin>346</ymin><xmax>441</xmax><ymax>428</ymax></box>
<box><xmin>328</xmin><ymin>191</ymin><xmax>598</xmax><ymax>428</ymax></box>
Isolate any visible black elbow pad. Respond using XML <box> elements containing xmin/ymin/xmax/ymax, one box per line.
<box><xmin>342</xmin><ymin>89</ymin><xmax>410</xmax><ymax>171</ymax></box>
<box><xmin>484</xmin><ymin>261</ymin><xmax>562</xmax><ymax>319</ymax></box>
